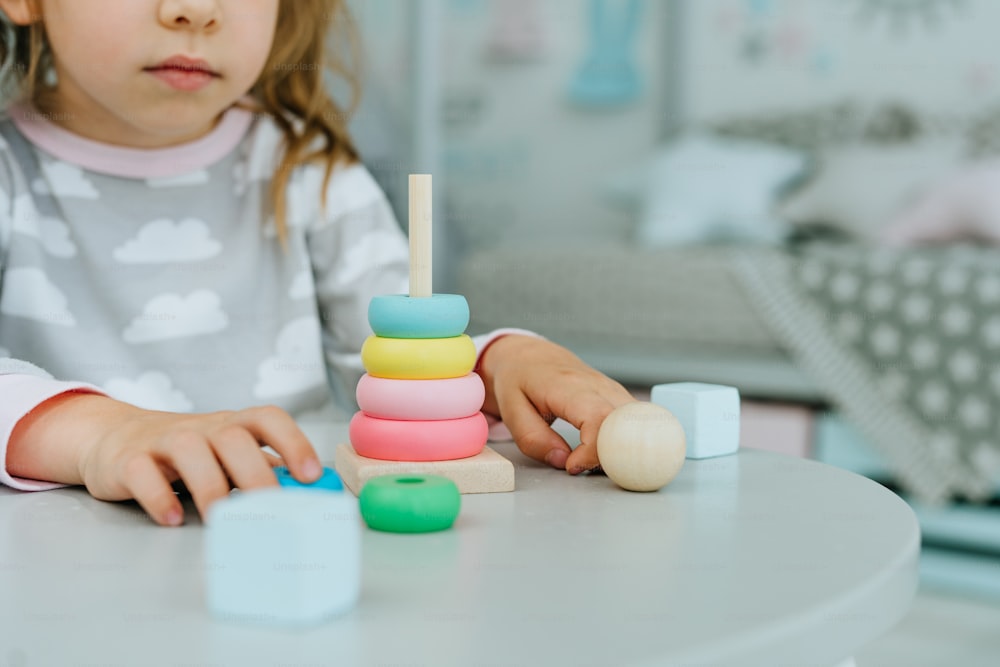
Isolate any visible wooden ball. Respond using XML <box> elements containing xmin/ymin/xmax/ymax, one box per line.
<box><xmin>597</xmin><ymin>402</ymin><xmax>686</xmax><ymax>492</ymax></box>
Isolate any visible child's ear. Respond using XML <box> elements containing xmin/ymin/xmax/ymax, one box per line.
<box><xmin>0</xmin><ymin>0</ymin><xmax>40</xmax><ymax>26</ymax></box>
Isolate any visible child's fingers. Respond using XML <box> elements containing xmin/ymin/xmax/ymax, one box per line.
<box><xmin>155</xmin><ymin>434</ymin><xmax>231</xmax><ymax>520</ymax></box>
<box><xmin>122</xmin><ymin>455</ymin><xmax>185</xmax><ymax>527</ymax></box>
<box><xmin>210</xmin><ymin>426</ymin><xmax>279</xmax><ymax>491</ymax></box>
<box><xmin>566</xmin><ymin>441</ymin><xmax>600</xmax><ymax>476</ymax></box>
<box><xmin>548</xmin><ymin>390</ymin><xmax>633</xmax><ymax>474</ymax></box>
<box><xmin>233</xmin><ymin>406</ymin><xmax>321</xmax><ymax>483</ymax></box>
<box><xmin>552</xmin><ymin>385</ymin><xmax>635</xmax><ymax>475</ymax></box>
<box><xmin>500</xmin><ymin>390</ymin><xmax>572</xmax><ymax>469</ymax></box>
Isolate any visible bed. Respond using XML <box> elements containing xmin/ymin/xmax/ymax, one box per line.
<box><xmin>458</xmin><ymin>238</ymin><xmax>1000</xmax><ymax>600</ymax></box>
<box><xmin>460</xmin><ymin>243</ymin><xmax>818</xmax><ymax>398</ymax></box>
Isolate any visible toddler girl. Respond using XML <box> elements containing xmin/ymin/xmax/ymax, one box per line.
<box><xmin>0</xmin><ymin>0</ymin><xmax>632</xmax><ymax>526</ymax></box>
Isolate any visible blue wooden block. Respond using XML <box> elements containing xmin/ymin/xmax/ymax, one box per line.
<box><xmin>274</xmin><ymin>465</ymin><xmax>343</xmax><ymax>492</ymax></box>
<box><xmin>651</xmin><ymin>382</ymin><xmax>740</xmax><ymax>459</ymax></box>
<box><xmin>205</xmin><ymin>488</ymin><xmax>360</xmax><ymax>626</ymax></box>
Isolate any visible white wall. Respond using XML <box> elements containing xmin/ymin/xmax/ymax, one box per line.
<box><xmin>684</xmin><ymin>0</ymin><xmax>1000</xmax><ymax>121</ymax></box>
<box><xmin>353</xmin><ymin>0</ymin><xmax>671</xmax><ymax>254</ymax></box>
<box><xmin>441</xmin><ymin>0</ymin><xmax>669</xmax><ymax>250</ymax></box>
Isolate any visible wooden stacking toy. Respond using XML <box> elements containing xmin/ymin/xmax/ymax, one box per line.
<box><xmin>336</xmin><ymin>175</ymin><xmax>515</xmax><ymax>495</ymax></box>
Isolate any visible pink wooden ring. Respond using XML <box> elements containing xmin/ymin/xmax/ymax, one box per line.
<box><xmin>349</xmin><ymin>413</ymin><xmax>488</xmax><ymax>461</ymax></box>
<box><xmin>356</xmin><ymin>373</ymin><xmax>485</xmax><ymax>421</ymax></box>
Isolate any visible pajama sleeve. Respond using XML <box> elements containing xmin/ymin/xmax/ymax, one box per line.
<box><xmin>0</xmin><ymin>144</ymin><xmax>107</xmax><ymax>492</ymax></box>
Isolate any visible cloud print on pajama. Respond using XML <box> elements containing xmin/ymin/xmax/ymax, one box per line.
<box><xmin>254</xmin><ymin>317</ymin><xmax>327</xmax><ymax>400</ymax></box>
<box><xmin>261</xmin><ymin>168</ymin><xmax>325</xmax><ymax>237</ymax></box>
<box><xmin>32</xmin><ymin>161</ymin><xmax>100</xmax><ymax>199</ymax></box>
<box><xmin>262</xmin><ymin>164</ymin><xmax>383</xmax><ymax>237</ymax></box>
<box><xmin>103</xmin><ymin>371</ymin><xmax>194</xmax><ymax>413</ymax></box>
<box><xmin>123</xmin><ymin>290</ymin><xmax>229</xmax><ymax>343</ymax></box>
<box><xmin>0</xmin><ymin>267</ymin><xmax>76</xmax><ymax>326</ymax></box>
<box><xmin>146</xmin><ymin>170</ymin><xmax>211</xmax><ymax>188</ymax></box>
<box><xmin>7</xmin><ymin>192</ymin><xmax>78</xmax><ymax>258</ymax></box>
<box><xmin>113</xmin><ymin>219</ymin><xmax>222</xmax><ymax>264</ymax></box>
<box><xmin>332</xmin><ymin>230</ymin><xmax>404</xmax><ymax>285</ymax></box>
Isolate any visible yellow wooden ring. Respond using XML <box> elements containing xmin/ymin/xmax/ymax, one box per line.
<box><xmin>361</xmin><ymin>334</ymin><xmax>476</xmax><ymax>380</ymax></box>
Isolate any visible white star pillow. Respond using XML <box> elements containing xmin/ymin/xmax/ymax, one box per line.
<box><xmin>628</xmin><ymin>134</ymin><xmax>807</xmax><ymax>246</ymax></box>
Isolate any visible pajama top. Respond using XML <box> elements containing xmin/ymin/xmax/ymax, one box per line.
<box><xmin>0</xmin><ymin>103</ymin><xmax>520</xmax><ymax>491</ymax></box>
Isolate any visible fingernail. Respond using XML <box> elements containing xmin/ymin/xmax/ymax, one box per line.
<box><xmin>545</xmin><ymin>449</ymin><xmax>568</xmax><ymax>469</ymax></box>
<box><xmin>165</xmin><ymin>509</ymin><xmax>183</xmax><ymax>526</ymax></box>
<box><xmin>302</xmin><ymin>458</ymin><xmax>322</xmax><ymax>481</ymax></box>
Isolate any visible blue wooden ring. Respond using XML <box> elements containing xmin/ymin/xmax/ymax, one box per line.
<box><xmin>274</xmin><ymin>465</ymin><xmax>344</xmax><ymax>492</ymax></box>
<box><xmin>368</xmin><ymin>294</ymin><xmax>470</xmax><ymax>339</ymax></box>
<box><xmin>359</xmin><ymin>474</ymin><xmax>460</xmax><ymax>533</ymax></box>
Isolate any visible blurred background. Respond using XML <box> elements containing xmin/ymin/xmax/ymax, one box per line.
<box><xmin>347</xmin><ymin>1</ymin><xmax>1000</xmax><ymax>664</ymax></box>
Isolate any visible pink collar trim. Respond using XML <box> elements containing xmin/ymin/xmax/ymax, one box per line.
<box><xmin>8</xmin><ymin>103</ymin><xmax>255</xmax><ymax>179</ymax></box>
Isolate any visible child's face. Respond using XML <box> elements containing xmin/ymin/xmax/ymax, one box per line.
<box><xmin>9</xmin><ymin>0</ymin><xmax>280</xmax><ymax>147</ymax></box>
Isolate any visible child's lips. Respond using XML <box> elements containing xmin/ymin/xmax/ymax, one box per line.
<box><xmin>146</xmin><ymin>67</ymin><xmax>217</xmax><ymax>91</ymax></box>
<box><xmin>149</xmin><ymin>55</ymin><xmax>218</xmax><ymax>74</ymax></box>
<box><xmin>145</xmin><ymin>56</ymin><xmax>219</xmax><ymax>91</ymax></box>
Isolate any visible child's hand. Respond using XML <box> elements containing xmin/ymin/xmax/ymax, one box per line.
<box><xmin>477</xmin><ymin>335</ymin><xmax>635</xmax><ymax>475</ymax></box>
<box><xmin>78</xmin><ymin>403</ymin><xmax>322</xmax><ymax>526</ymax></box>
<box><xmin>9</xmin><ymin>394</ymin><xmax>322</xmax><ymax>526</ymax></box>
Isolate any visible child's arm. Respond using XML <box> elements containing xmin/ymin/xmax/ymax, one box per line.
<box><xmin>0</xmin><ymin>361</ymin><xmax>109</xmax><ymax>491</ymax></box>
<box><xmin>5</xmin><ymin>387</ymin><xmax>324</xmax><ymax>526</ymax></box>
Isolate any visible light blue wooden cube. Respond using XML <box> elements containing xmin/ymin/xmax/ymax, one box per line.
<box><xmin>205</xmin><ymin>487</ymin><xmax>361</xmax><ymax>626</ymax></box>
<box><xmin>650</xmin><ymin>382</ymin><xmax>740</xmax><ymax>459</ymax></box>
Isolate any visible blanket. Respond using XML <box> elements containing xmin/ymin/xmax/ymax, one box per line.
<box><xmin>737</xmin><ymin>242</ymin><xmax>1000</xmax><ymax>504</ymax></box>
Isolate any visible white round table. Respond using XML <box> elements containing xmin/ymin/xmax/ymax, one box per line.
<box><xmin>0</xmin><ymin>423</ymin><xmax>918</xmax><ymax>667</ymax></box>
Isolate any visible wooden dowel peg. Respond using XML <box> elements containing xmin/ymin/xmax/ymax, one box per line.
<box><xmin>409</xmin><ymin>174</ymin><xmax>433</xmax><ymax>298</ymax></box>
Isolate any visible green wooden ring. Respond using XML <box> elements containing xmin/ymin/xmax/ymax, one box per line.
<box><xmin>358</xmin><ymin>475</ymin><xmax>460</xmax><ymax>533</ymax></box>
